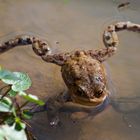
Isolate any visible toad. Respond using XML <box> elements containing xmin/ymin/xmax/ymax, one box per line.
<box><xmin>0</xmin><ymin>21</ymin><xmax>139</xmax><ymax>125</ymax></box>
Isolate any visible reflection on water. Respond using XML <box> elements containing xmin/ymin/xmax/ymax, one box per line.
<box><xmin>0</xmin><ymin>0</ymin><xmax>140</xmax><ymax>140</ymax></box>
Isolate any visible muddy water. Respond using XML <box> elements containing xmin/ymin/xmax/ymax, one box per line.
<box><xmin>0</xmin><ymin>0</ymin><xmax>140</xmax><ymax>140</ymax></box>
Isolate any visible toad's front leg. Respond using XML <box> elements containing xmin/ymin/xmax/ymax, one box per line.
<box><xmin>86</xmin><ymin>47</ymin><xmax>117</xmax><ymax>62</ymax></box>
<box><xmin>32</xmin><ymin>40</ymin><xmax>72</xmax><ymax>66</ymax></box>
<box><xmin>86</xmin><ymin>21</ymin><xmax>140</xmax><ymax>62</ymax></box>
<box><xmin>0</xmin><ymin>34</ymin><xmax>70</xmax><ymax>67</ymax></box>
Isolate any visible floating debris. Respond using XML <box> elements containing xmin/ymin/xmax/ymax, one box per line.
<box><xmin>117</xmin><ymin>2</ymin><xmax>130</xmax><ymax>9</ymax></box>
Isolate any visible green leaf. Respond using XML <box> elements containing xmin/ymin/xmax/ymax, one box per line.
<box><xmin>0</xmin><ymin>69</ymin><xmax>13</xmax><ymax>79</ymax></box>
<box><xmin>24</xmin><ymin>94</ymin><xmax>45</xmax><ymax>106</ymax></box>
<box><xmin>1</xmin><ymin>71</ymin><xmax>32</xmax><ymax>92</ymax></box>
<box><xmin>8</xmin><ymin>90</ymin><xmax>17</xmax><ymax>97</ymax></box>
<box><xmin>18</xmin><ymin>91</ymin><xmax>26</xmax><ymax>96</ymax></box>
<box><xmin>15</xmin><ymin>122</ymin><xmax>26</xmax><ymax>131</ymax></box>
<box><xmin>0</xmin><ymin>103</ymin><xmax>12</xmax><ymax>112</ymax></box>
<box><xmin>15</xmin><ymin>117</ymin><xmax>26</xmax><ymax>131</ymax></box>
<box><xmin>11</xmin><ymin>107</ymin><xmax>17</xmax><ymax>117</ymax></box>
<box><xmin>0</xmin><ymin>96</ymin><xmax>12</xmax><ymax>112</ymax></box>
<box><xmin>0</xmin><ymin>124</ymin><xmax>27</xmax><ymax>140</ymax></box>
<box><xmin>0</xmin><ymin>96</ymin><xmax>12</xmax><ymax>106</ymax></box>
<box><xmin>5</xmin><ymin>116</ymin><xmax>15</xmax><ymax>126</ymax></box>
<box><xmin>22</xmin><ymin>110</ymin><xmax>33</xmax><ymax>120</ymax></box>
<box><xmin>0</xmin><ymin>70</ymin><xmax>19</xmax><ymax>84</ymax></box>
<box><xmin>11</xmin><ymin>72</ymin><xmax>32</xmax><ymax>92</ymax></box>
<box><xmin>20</xmin><ymin>91</ymin><xmax>45</xmax><ymax>106</ymax></box>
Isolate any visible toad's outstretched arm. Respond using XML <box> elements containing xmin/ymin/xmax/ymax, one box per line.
<box><xmin>0</xmin><ymin>35</ymin><xmax>38</xmax><ymax>53</ymax></box>
<box><xmin>0</xmin><ymin>35</ymin><xmax>70</xmax><ymax>66</ymax></box>
<box><xmin>37</xmin><ymin>21</ymin><xmax>140</xmax><ymax>64</ymax></box>
<box><xmin>86</xmin><ymin>21</ymin><xmax>140</xmax><ymax>62</ymax></box>
<box><xmin>0</xmin><ymin>35</ymin><xmax>50</xmax><ymax>56</ymax></box>
<box><xmin>0</xmin><ymin>22</ymin><xmax>139</xmax><ymax>65</ymax></box>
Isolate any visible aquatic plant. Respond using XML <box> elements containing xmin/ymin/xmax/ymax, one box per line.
<box><xmin>0</xmin><ymin>67</ymin><xmax>45</xmax><ymax>140</ymax></box>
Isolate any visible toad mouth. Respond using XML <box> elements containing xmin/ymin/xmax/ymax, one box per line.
<box><xmin>71</xmin><ymin>93</ymin><xmax>107</xmax><ymax>106</ymax></box>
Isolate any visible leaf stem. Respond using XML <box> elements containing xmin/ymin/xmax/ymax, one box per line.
<box><xmin>0</xmin><ymin>85</ymin><xmax>11</xmax><ymax>100</ymax></box>
<box><xmin>0</xmin><ymin>85</ymin><xmax>11</xmax><ymax>92</ymax></box>
<box><xmin>19</xmin><ymin>101</ymin><xmax>29</xmax><ymax>109</ymax></box>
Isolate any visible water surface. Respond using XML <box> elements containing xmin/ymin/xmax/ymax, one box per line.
<box><xmin>0</xmin><ymin>0</ymin><xmax>140</xmax><ymax>140</ymax></box>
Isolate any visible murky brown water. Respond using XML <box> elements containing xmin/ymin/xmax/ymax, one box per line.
<box><xmin>0</xmin><ymin>0</ymin><xmax>140</xmax><ymax>139</ymax></box>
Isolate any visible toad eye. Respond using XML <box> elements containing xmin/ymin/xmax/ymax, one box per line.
<box><xmin>95</xmin><ymin>90</ymin><xmax>103</xmax><ymax>98</ymax></box>
<box><xmin>77</xmin><ymin>88</ymin><xmax>84</xmax><ymax>95</ymax></box>
<box><xmin>77</xmin><ymin>88</ymin><xmax>86</xmax><ymax>97</ymax></box>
